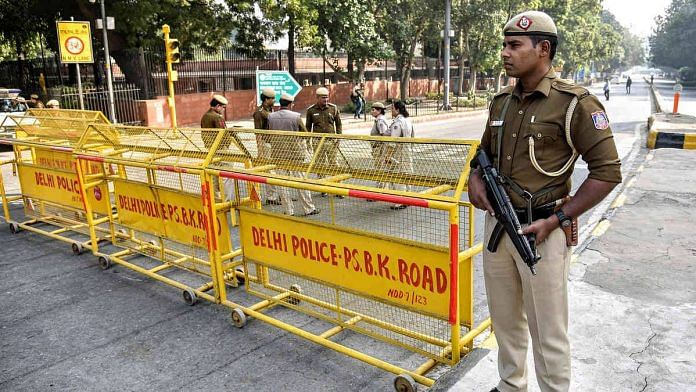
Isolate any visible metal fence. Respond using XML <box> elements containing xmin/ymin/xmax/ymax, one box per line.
<box><xmin>60</xmin><ymin>83</ymin><xmax>143</xmax><ymax>125</ymax></box>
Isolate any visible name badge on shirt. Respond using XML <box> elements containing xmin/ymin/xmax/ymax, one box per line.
<box><xmin>490</xmin><ymin>120</ymin><xmax>504</xmax><ymax>127</ymax></box>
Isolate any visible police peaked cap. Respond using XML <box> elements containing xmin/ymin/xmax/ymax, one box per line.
<box><xmin>503</xmin><ymin>11</ymin><xmax>557</xmax><ymax>38</ymax></box>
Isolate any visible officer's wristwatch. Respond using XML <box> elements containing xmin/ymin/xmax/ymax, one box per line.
<box><xmin>555</xmin><ymin>209</ymin><xmax>572</xmax><ymax>228</ymax></box>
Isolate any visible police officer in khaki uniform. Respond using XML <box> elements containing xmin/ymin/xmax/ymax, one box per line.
<box><xmin>468</xmin><ymin>11</ymin><xmax>622</xmax><ymax>392</ymax></box>
<box><xmin>305</xmin><ymin>87</ymin><xmax>342</xmax><ymax>184</ymax></box>
<box><xmin>200</xmin><ymin>94</ymin><xmax>227</xmax><ymax>150</ymax></box>
<box><xmin>254</xmin><ymin>87</ymin><xmax>281</xmax><ymax>205</ymax></box>
<box><xmin>268</xmin><ymin>93</ymin><xmax>319</xmax><ymax>216</ymax></box>
<box><xmin>200</xmin><ymin>94</ymin><xmax>229</xmax><ymax>198</ymax></box>
<box><xmin>28</xmin><ymin>94</ymin><xmax>44</xmax><ymax>109</ymax></box>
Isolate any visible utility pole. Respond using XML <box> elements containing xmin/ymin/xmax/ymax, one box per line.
<box><xmin>443</xmin><ymin>0</ymin><xmax>452</xmax><ymax>110</ymax></box>
<box><xmin>90</xmin><ymin>0</ymin><xmax>117</xmax><ymax>123</ymax></box>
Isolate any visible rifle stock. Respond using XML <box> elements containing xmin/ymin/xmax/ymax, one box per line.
<box><xmin>474</xmin><ymin>150</ymin><xmax>540</xmax><ymax>275</ymax></box>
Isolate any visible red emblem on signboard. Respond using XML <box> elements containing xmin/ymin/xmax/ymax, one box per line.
<box><xmin>93</xmin><ymin>186</ymin><xmax>102</xmax><ymax>201</ymax></box>
<box><xmin>517</xmin><ymin>16</ymin><xmax>533</xmax><ymax>31</ymax></box>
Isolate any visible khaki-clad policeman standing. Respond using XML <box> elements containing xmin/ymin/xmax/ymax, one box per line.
<box><xmin>268</xmin><ymin>93</ymin><xmax>319</xmax><ymax>217</ymax></box>
<box><xmin>200</xmin><ymin>94</ymin><xmax>228</xmax><ymax>150</ymax></box>
<box><xmin>468</xmin><ymin>11</ymin><xmax>622</xmax><ymax>392</ymax></box>
<box><xmin>254</xmin><ymin>87</ymin><xmax>281</xmax><ymax>205</ymax></box>
<box><xmin>305</xmin><ymin>87</ymin><xmax>342</xmax><ymax>184</ymax></box>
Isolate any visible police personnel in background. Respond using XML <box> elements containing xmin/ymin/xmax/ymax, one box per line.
<box><xmin>467</xmin><ymin>11</ymin><xmax>621</xmax><ymax>392</ymax></box>
<box><xmin>369</xmin><ymin>102</ymin><xmax>390</xmax><ymax>192</ymax></box>
<box><xmin>268</xmin><ymin>93</ymin><xmax>319</xmax><ymax>217</ymax></box>
<box><xmin>254</xmin><ymin>87</ymin><xmax>281</xmax><ymax>205</ymax></box>
<box><xmin>200</xmin><ymin>94</ymin><xmax>227</xmax><ymax>150</ymax></box>
<box><xmin>200</xmin><ymin>94</ymin><xmax>229</xmax><ymax>198</ymax></box>
<box><xmin>305</xmin><ymin>87</ymin><xmax>342</xmax><ymax>192</ymax></box>
<box><xmin>28</xmin><ymin>94</ymin><xmax>44</xmax><ymax>109</ymax></box>
<box><xmin>385</xmin><ymin>101</ymin><xmax>415</xmax><ymax>209</ymax></box>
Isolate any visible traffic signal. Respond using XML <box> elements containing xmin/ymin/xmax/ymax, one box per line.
<box><xmin>165</xmin><ymin>38</ymin><xmax>180</xmax><ymax>63</ymax></box>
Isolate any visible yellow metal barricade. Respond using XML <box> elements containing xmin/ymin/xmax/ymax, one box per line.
<box><xmin>74</xmin><ymin>125</ymin><xmax>246</xmax><ymax>305</ymax></box>
<box><xmin>0</xmin><ymin>110</ymin><xmax>113</xmax><ymax>254</ymax></box>
<box><xmin>204</xmin><ymin>129</ymin><xmax>489</xmax><ymax>390</ymax></box>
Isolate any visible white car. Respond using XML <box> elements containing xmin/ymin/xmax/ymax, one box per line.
<box><xmin>0</xmin><ymin>89</ymin><xmax>34</xmax><ymax>140</ymax></box>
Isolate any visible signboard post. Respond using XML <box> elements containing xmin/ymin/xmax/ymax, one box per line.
<box><xmin>255</xmin><ymin>70</ymin><xmax>303</xmax><ymax>105</ymax></box>
<box><xmin>56</xmin><ymin>20</ymin><xmax>94</xmax><ymax>110</ymax></box>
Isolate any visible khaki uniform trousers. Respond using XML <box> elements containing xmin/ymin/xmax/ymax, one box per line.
<box><xmin>256</xmin><ymin>136</ymin><xmax>279</xmax><ymax>202</ymax></box>
<box><xmin>483</xmin><ymin>214</ymin><xmax>571</xmax><ymax>392</ymax></box>
<box><xmin>275</xmin><ymin>170</ymin><xmax>315</xmax><ymax>216</ymax></box>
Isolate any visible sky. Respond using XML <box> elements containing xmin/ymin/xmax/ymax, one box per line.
<box><xmin>603</xmin><ymin>0</ymin><xmax>672</xmax><ymax>38</ymax></box>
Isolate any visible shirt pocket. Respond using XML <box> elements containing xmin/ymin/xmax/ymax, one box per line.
<box><xmin>523</xmin><ymin>122</ymin><xmax>561</xmax><ymax>163</ymax></box>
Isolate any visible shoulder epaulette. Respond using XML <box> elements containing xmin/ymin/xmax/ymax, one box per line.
<box><xmin>552</xmin><ymin>79</ymin><xmax>590</xmax><ymax>99</ymax></box>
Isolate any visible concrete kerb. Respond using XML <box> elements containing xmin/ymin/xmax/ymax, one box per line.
<box><xmin>647</xmin><ymin>81</ymin><xmax>696</xmax><ymax>150</ymax></box>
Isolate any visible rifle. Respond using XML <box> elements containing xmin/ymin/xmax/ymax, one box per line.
<box><xmin>473</xmin><ymin>150</ymin><xmax>540</xmax><ymax>275</ymax></box>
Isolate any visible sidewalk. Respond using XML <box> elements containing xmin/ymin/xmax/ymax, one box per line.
<box><xmin>647</xmin><ymin>79</ymin><xmax>696</xmax><ymax>149</ymax></box>
<box><xmin>432</xmin><ymin>147</ymin><xmax>696</xmax><ymax>391</ymax></box>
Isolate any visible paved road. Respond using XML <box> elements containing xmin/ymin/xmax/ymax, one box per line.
<box><xmin>0</xmin><ymin>79</ymin><xmax>651</xmax><ymax>392</ymax></box>
<box><xmin>652</xmin><ymin>77</ymin><xmax>696</xmax><ymax>116</ymax></box>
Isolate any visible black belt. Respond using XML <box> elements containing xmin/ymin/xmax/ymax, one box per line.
<box><xmin>514</xmin><ymin>205</ymin><xmax>555</xmax><ymax>223</ymax></box>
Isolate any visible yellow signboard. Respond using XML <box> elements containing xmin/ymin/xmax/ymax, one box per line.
<box><xmin>56</xmin><ymin>21</ymin><xmax>94</xmax><ymax>63</ymax></box>
<box><xmin>114</xmin><ymin>181</ymin><xmax>231</xmax><ymax>254</ymax></box>
<box><xmin>18</xmin><ymin>149</ymin><xmax>109</xmax><ymax>214</ymax></box>
<box><xmin>239</xmin><ymin>209</ymin><xmax>452</xmax><ymax>319</ymax></box>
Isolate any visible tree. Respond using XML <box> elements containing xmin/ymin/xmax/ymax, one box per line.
<box><xmin>314</xmin><ymin>0</ymin><xmax>392</xmax><ymax>83</ymax></box>
<box><xmin>650</xmin><ymin>0</ymin><xmax>696</xmax><ymax>74</ymax></box>
<box><xmin>382</xmin><ymin>0</ymin><xmax>442</xmax><ymax>100</ymax></box>
<box><xmin>0</xmin><ymin>0</ymin><xmax>268</xmax><ymax>88</ymax></box>
<box><xmin>259</xmin><ymin>0</ymin><xmax>319</xmax><ymax>78</ymax></box>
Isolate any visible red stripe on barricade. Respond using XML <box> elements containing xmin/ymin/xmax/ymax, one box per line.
<box><xmin>218</xmin><ymin>171</ymin><xmax>268</xmax><ymax>184</ymax></box>
<box><xmin>348</xmin><ymin>189</ymin><xmax>429</xmax><ymax>207</ymax></box>
<box><xmin>157</xmin><ymin>165</ymin><xmax>188</xmax><ymax>174</ymax></box>
<box><xmin>200</xmin><ymin>182</ymin><xmax>216</xmax><ymax>252</ymax></box>
<box><xmin>75</xmin><ymin>155</ymin><xmax>105</xmax><ymax>163</ymax></box>
<box><xmin>50</xmin><ymin>146</ymin><xmax>73</xmax><ymax>152</ymax></box>
<box><xmin>449</xmin><ymin>223</ymin><xmax>459</xmax><ymax>325</ymax></box>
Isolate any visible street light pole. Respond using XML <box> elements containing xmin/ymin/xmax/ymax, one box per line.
<box><xmin>443</xmin><ymin>0</ymin><xmax>451</xmax><ymax>110</ymax></box>
<box><xmin>97</xmin><ymin>0</ymin><xmax>117</xmax><ymax>123</ymax></box>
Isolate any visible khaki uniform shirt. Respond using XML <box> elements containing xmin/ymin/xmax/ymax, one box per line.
<box><xmin>200</xmin><ymin>108</ymin><xmax>225</xmax><ymax>129</ymax></box>
<box><xmin>305</xmin><ymin>103</ymin><xmax>342</xmax><ymax>134</ymax></box>
<box><xmin>480</xmin><ymin>69</ymin><xmax>622</xmax><ymax>208</ymax></box>
<box><xmin>268</xmin><ymin>108</ymin><xmax>309</xmax><ymax>162</ymax></box>
<box><xmin>200</xmin><ymin>108</ymin><xmax>225</xmax><ymax>150</ymax></box>
<box><xmin>253</xmin><ymin>105</ymin><xmax>272</xmax><ymax>130</ymax></box>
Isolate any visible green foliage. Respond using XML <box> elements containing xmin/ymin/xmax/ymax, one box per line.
<box><xmin>679</xmin><ymin>67</ymin><xmax>695</xmax><ymax>82</ymax></box>
<box><xmin>650</xmin><ymin>0</ymin><xmax>696</xmax><ymax>71</ymax></box>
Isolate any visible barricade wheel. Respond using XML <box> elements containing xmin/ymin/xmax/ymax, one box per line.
<box><xmin>9</xmin><ymin>222</ymin><xmax>19</xmax><ymax>234</ymax></box>
<box><xmin>182</xmin><ymin>289</ymin><xmax>198</xmax><ymax>306</ymax></box>
<box><xmin>98</xmin><ymin>256</ymin><xmax>112</xmax><ymax>270</ymax></box>
<box><xmin>287</xmin><ymin>284</ymin><xmax>302</xmax><ymax>305</ymax></box>
<box><xmin>71</xmin><ymin>243</ymin><xmax>84</xmax><ymax>255</ymax></box>
<box><xmin>394</xmin><ymin>374</ymin><xmax>417</xmax><ymax>392</ymax></box>
<box><xmin>231</xmin><ymin>308</ymin><xmax>246</xmax><ymax>328</ymax></box>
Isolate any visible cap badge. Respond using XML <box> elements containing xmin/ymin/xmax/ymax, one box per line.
<box><xmin>517</xmin><ymin>16</ymin><xmax>533</xmax><ymax>31</ymax></box>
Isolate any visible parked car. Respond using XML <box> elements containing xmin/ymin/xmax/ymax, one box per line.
<box><xmin>0</xmin><ymin>88</ymin><xmax>35</xmax><ymax>140</ymax></box>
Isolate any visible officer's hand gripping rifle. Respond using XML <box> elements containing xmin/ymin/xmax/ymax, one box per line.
<box><xmin>473</xmin><ymin>150</ymin><xmax>540</xmax><ymax>275</ymax></box>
